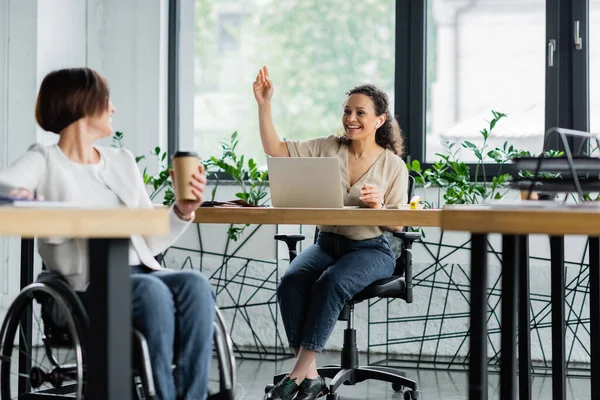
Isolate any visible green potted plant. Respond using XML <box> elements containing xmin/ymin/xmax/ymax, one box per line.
<box><xmin>407</xmin><ymin>111</ymin><xmax>519</xmax><ymax>207</ymax></box>
<box><xmin>112</xmin><ymin>130</ymin><xmax>269</xmax><ymax>241</ymax></box>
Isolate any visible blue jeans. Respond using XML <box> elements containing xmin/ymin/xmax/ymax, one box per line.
<box><xmin>277</xmin><ymin>232</ymin><xmax>395</xmax><ymax>352</ymax></box>
<box><xmin>130</xmin><ymin>266</ymin><xmax>215</xmax><ymax>400</ymax></box>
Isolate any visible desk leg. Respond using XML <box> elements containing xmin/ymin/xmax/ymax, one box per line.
<box><xmin>589</xmin><ymin>237</ymin><xmax>600</xmax><ymax>400</ymax></box>
<box><xmin>550</xmin><ymin>236</ymin><xmax>566</xmax><ymax>400</ymax></box>
<box><xmin>470</xmin><ymin>233</ymin><xmax>488</xmax><ymax>400</ymax></box>
<box><xmin>518</xmin><ymin>235</ymin><xmax>531</xmax><ymax>400</ymax></box>
<box><xmin>501</xmin><ymin>235</ymin><xmax>519</xmax><ymax>400</ymax></box>
<box><xmin>87</xmin><ymin>238</ymin><xmax>131</xmax><ymax>400</ymax></box>
<box><xmin>18</xmin><ymin>238</ymin><xmax>34</xmax><ymax>394</ymax></box>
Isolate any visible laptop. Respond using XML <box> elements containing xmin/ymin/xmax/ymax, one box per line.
<box><xmin>267</xmin><ymin>157</ymin><xmax>351</xmax><ymax>208</ymax></box>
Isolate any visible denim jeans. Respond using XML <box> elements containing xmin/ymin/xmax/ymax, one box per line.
<box><xmin>129</xmin><ymin>266</ymin><xmax>215</xmax><ymax>400</ymax></box>
<box><xmin>277</xmin><ymin>232</ymin><xmax>395</xmax><ymax>352</ymax></box>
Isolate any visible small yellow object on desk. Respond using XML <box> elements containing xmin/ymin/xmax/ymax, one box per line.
<box><xmin>384</xmin><ymin>197</ymin><xmax>424</xmax><ymax>210</ymax></box>
<box><xmin>409</xmin><ymin>195</ymin><xmax>421</xmax><ymax>210</ymax></box>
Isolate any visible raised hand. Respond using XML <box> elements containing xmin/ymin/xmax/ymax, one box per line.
<box><xmin>359</xmin><ymin>183</ymin><xmax>383</xmax><ymax>209</ymax></box>
<box><xmin>252</xmin><ymin>66</ymin><xmax>274</xmax><ymax>105</ymax></box>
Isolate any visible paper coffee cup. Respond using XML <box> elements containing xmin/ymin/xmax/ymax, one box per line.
<box><xmin>171</xmin><ymin>151</ymin><xmax>201</xmax><ymax>201</ymax></box>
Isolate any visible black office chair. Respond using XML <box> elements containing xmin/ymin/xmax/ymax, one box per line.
<box><xmin>269</xmin><ymin>175</ymin><xmax>420</xmax><ymax>400</ymax></box>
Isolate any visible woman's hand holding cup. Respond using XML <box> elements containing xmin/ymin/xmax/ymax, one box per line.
<box><xmin>170</xmin><ymin>151</ymin><xmax>206</xmax><ymax>221</ymax></box>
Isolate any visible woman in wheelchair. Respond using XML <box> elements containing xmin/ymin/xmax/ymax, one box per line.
<box><xmin>0</xmin><ymin>68</ymin><xmax>215</xmax><ymax>400</ymax></box>
<box><xmin>253</xmin><ymin>66</ymin><xmax>409</xmax><ymax>400</ymax></box>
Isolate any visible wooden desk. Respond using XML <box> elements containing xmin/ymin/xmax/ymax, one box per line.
<box><xmin>442</xmin><ymin>207</ymin><xmax>600</xmax><ymax>400</ymax></box>
<box><xmin>0</xmin><ymin>207</ymin><xmax>170</xmax><ymax>400</ymax></box>
<box><xmin>195</xmin><ymin>207</ymin><xmax>441</xmax><ymax>227</ymax></box>
<box><xmin>442</xmin><ymin>208</ymin><xmax>600</xmax><ymax>235</ymax></box>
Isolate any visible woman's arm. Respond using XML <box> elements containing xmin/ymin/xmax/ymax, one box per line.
<box><xmin>120</xmin><ymin>148</ymin><xmax>194</xmax><ymax>255</ymax></box>
<box><xmin>253</xmin><ymin>66</ymin><xmax>289</xmax><ymax>157</ymax></box>
<box><xmin>0</xmin><ymin>144</ymin><xmax>46</xmax><ymax>195</ymax></box>
<box><xmin>359</xmin><ymin>183</ymin><xmax>404</xmax><ymax>232</ymax></box>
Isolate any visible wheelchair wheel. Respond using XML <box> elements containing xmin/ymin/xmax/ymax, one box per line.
<box><xmin>0</xmin><ymin>283</ymin><xmax>85</xmax><ymax>400</ymax></box>
<box><xmin>209</xmin><ymin>306</ymin><xmax>236</xmax><ymax>400</ymax></box>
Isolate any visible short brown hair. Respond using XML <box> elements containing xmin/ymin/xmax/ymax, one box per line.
<box><xmin>35</xmin><ymin>68</ymin><xmax>110</xmax><ymax>134</ymax></box>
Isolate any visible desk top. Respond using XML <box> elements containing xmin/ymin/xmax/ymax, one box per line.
<box><xmin>0</xmin><ymin>207</ymin><xmax>170</xmax><ymax>238</ymax></box>
<box><xmin>442</xmin><ymin>207</ymin><xmax>600</xmax><ymax>235</ymax></box>
<box><xmin>194</xmin><ymin>207</ymin><xmax>441</xmax><ymax>227</ymax></box>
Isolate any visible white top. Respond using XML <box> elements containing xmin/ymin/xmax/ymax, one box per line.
<box><xmin>0</xmin><ymin>143</ymin><xmax>191</xmax><ymax>291</ymax></box>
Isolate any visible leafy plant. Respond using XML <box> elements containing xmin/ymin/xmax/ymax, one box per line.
<box><xmin>112</xmin><ymin>131</ymin><xmax>175</xmax><ymax>205</ymax></box>
<box><xmin>112</xmin><ymin>131</ymin><xmax>270</xmax><ymax>242</ymax></box>
<box><xmin>407</xmin><ymin>110</ymin><xmax>572</xmax><ymax>210</ymax></box>
<box><xmin>205</xmin><ymin>131</ymin><xmax>270</xmax><ymax>206</ymax></box>
<box><xmin>408</xmin><ymin>111</ymin><xmax>520</xmax><ymax>207</ymax></box>
<box><xmin>516</xmin><ymin>149</ymin><xmax>564</xmax><ymax>180</ymax></box>
<box><xmin>204</xmin><ymin>131</ymin><xmax>270</xmax><ymax>241</ymax></box>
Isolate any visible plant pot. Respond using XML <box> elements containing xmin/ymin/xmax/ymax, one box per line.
<box><xmin>520</xmin><ymin>190</ymin><xmax>557</xmax><ymax>201</ymax></box>
<box><xmin>520</xmin><ymin>190</ymin><xmax>538</xmax><ymax>200</ymax></box>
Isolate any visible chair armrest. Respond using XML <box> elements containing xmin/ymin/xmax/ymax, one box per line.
<box><xmin>274</xmin><ymin>234</ymin><xmax>306</xmax><ymax>263</ymax></box>
<box><xmin>391</xmin><ymin>231</ymin><xmax>419</xmax><ymax>303</ymax></box>
<box><xmin>392</xmin><ymin>231</ymin><xmax>421</xmax><ymax>250</ymax></box>
<box><xmin>274</xmin><ymin>234</ymin><xmax>306</xmax><ymax>243</ymax></box>
<box><xmin>392</xmin><ymin>231</ymin><xmax>421</xmax><ymax>242</ymax></box>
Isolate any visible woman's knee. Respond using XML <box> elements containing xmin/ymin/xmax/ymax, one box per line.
<box><xmin>312</xmin><ymin>272</ymin><xmax>351</xmax><ymax>300</ymax></box>
<box><xmin>277</xmin><ymin>268</ymin><xmax>303</xmax><ymax>297</ymax></box>
<box><xmin>132</xmin><ymin>275</ymin><xmax>172</xmax><ymax>305</ymax></box>
<box><xmin>131</xmin><ymin>276</ymin><xmax>174</xmax><ymax>324</ymax></box>
<box><xmin>174</xmin><ymin>270</ymin><xmax>215</xmax><ymax>302</ymax></box>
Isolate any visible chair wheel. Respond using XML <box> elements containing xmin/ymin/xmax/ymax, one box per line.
<box><xmin>404</xmin><ymin>389</ymin><xmax>419</xmax><ymax>400</ymax></box>
<box><xmin>264</xmin><ymin>384</ymin><xmax>274</xmax><ymax>394</ymax></box>
<box><xmin>326</xmin><ymin>393</ymin><xmax>340</xmax><ymax>400</ymax></box>
<box><xmin>392</xmin><ymin>382</ymin><xmax>404</xmax><ymax>392</ymax></box>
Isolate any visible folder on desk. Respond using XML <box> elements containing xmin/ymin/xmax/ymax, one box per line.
<box><xmin>0</xmin><ymin>195</ymin><xmax>39</xmax><ymax>206</ymax></box>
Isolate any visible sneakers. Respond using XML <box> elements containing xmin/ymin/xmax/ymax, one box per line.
<box><xmin>295</xmin><ymin>376</ymin><xmax>328</xmax><ymax>400</ymax></box>
<box><xmin>263</xmin><ymin>376</ymin><xmax>300</xmax><ymax>400</ymax></box>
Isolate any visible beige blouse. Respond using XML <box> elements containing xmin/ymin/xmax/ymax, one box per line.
<box><xmin>285</xmin><ymin>135</ymin><xmax>409</xmax><ymax>240</ymax></box>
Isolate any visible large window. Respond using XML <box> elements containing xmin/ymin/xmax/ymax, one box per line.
<box><xmin>194</xmin><ymin>0</ymin><xmax>395</xmax><ymax>163</ymax></box>
<box><xmin>592</xmin><ymin>0</ymin><xmax>600</xmax><ymax>134</ymax></box>
<box><xmin>188</xmin><ymin>0</ymin><xmax>599</xmax><ymax>170</ymax></box>
<box><xmin>425</xmin><ymin>0</ymin><xmax>546</xmax><ymax>162</ymax></box>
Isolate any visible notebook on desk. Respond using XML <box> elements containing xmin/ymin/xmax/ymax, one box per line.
<box><xmin>0</xmin><ymin>197</ymin><xmax>85</xmax><ymax>208</ymax></box>
<box><xmin>267</xmin><ymin>157</ymin><xmax>355</xmax><ymax>208</ymax></box>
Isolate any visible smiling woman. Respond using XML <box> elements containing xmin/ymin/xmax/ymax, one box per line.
<box><xmin>342</xmin><ymin>84</ymin><xmax>403</xmax><ymax>158</ymax></box>
<box><xmin>252</xmin><ymin>66</ymin><xmax>410</xmax><ymax>400</ymax></box>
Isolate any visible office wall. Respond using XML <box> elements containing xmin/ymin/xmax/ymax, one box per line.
<box><xmin>87</xmin><ymin>0</ymin><xmax>168</xmax><ymax>157</ymax></box>
<box><xmin>0</xmin><ymin>0</ymin><xmax>40</xmax><ymax>311</ymax></box>
<box><xmin>0</xmin><ymin>0</ymin><xmax>169</xmax><ymax>313</ymax></box>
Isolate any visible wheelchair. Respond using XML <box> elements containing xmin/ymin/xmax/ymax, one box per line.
<box><xmin>0</xmin><ymin>270</ymin><xmax>236</xmax><ymax>400</ymax></box>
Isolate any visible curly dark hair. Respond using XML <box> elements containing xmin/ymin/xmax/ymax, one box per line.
<box><xmin>342</xmin><ymin>84</ymin><xmax>404</xmax><ymax>156</ymax></box>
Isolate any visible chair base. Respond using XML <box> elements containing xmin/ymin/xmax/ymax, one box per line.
<box><xmin>272</xmin><ymin>365</ymin><xmax>419</xmax><ymax>399</ymax></box>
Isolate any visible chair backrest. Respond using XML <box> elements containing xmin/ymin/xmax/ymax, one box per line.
<box><xmin>402</xmin><ymin>175</ymin><xmax>415</xmax><ymax>233</ymax></box>
<box><xmin>407</xmin><ymin>174</ymin><xmax>415</xmax><ymax>202</ymax></box>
